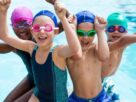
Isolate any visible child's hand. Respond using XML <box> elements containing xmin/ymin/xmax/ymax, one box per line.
<box><xmin>54</xmin><ymin>1</ymin><xmax>66</xmax><ymax>20</ymax></box>
<box><xmin>68</xmin><ymin>14</ymin><xmax>77</xmax><ymax>25</ymax></box>
<box><xmin>0</xmin><ymin>0</ymin><xmax>11</xmax><ymax>12</ymax></box>
<box><xmin>94</xmin><ymin>16</ymin><xmax>107</xmax><ymax>33</ymax></box>
<box><xmin>46</xmin><ymin>0</ymin><xmax>58</xmax><ymax>5</ymax></box>
<box><xmin>68</xmin><ymin>14</ymin><xmax>77</xmax><ymax>30</ymax></box>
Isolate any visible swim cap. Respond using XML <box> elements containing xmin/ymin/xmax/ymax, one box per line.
<box><xmin>33</xmin><ymin>10</ymin><xmax>58</xmax><ymax>27</ymax></box>
<box><xmin>11</xmin><ymin>6</ymin><xmax>33</xmax><ymax>25</ymax></box>
<box><xmin>76</xmin><ymin>11</ymin><xmax>95</xmax><ymax>25</ymax></box>
<box><xmin>107</xmin><ymin>12</ymin><xmax>128</xmax><ymax>29</ymax></box>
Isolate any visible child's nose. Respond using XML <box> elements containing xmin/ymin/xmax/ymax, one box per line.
<box><xmin>114</xmin><ymin>30</ymin><xmax>118</xmax><ymax>33</ymax></box>
<box><xmin>83</xmin><ymin>36</ymin><xmax>88</xmax><ymax>39</ymax></box>
<box><xmin>40</xmin><ymin>29</ymin><xmax>46</xmax><ymax>34</ymax></box>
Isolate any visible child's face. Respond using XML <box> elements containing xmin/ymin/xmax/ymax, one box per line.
<box><xmin>77</xmin><ymin>22</ymin><xmax>95</xmax><ymax>51</ymax></box>
<box><xmin>107</xmin><ymin>25</ymin><xmax>127</xmax><ymax>42</ymax></box>
<box><xmin>13</xmin><ymin>20</ymin><xmax>32</xmax><ymax>40</ymax></box>
<box><xmin>31</xmin><ymin>16</ymin><xmax>55</xmax><ymax>47</ymax></box>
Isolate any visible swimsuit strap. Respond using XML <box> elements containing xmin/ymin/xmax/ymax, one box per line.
<box><xmin>31</xmin><ymin>44</ymin><xmax>39</xmax><ymax>58</ymax></box>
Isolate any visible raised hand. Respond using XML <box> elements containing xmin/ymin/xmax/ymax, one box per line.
<box><xmin>94</xmin><ymin>16</ymin><xmax>107</xmax><ymax>33</ymax></box>
<box><xmin>68</xmin><ymin>15</ymin><xmax>77</xmax><ymax>24</ymax></box>
<box><xmin>54</xmin><ymin>1</ymin><xmax>66</xmax><ymax>20</ymax></box>
<box><xmin>0</xmin><ymin>0</ymin><xmax>11</xmax><ymax>12</ymax></box>
<box><xmin>67</xmin><ymin>14</ymin><xmax>77</xmax><ymax>30</ymax></box>
<box><xmin>45</xmin><ymin>0</ymin><xmax>58</xmax><ymax>5</ymax></box>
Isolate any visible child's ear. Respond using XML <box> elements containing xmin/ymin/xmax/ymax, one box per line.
<box><xmin>54</xmin><ymin>27</ymin><xmax>59</xmax><ymax>35</ymax></box>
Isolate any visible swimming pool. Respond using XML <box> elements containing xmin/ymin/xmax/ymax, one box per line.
<box><xmin>0</xmin><ymin>0</ymin><xmax>136</xmax><ymax>101</ymax></box>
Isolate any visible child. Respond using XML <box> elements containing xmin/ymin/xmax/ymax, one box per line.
<box><xmin>67</xmin><ymin>11</ymin><xmax>110</xmax><ymax>102</ymax></box>
<box><xmin>101</xmin><ymin>12</ymin><xmax>136</xmax><ymax>78</ymax></box>
<box><xmin>0</xmin><ymin>6</ymin><xmax>35</xmax><ymax>102</ymax></box>
<box><xmin>0</xmin><ymin>0</ymin><xmax>82</xmax><ymax>102</ymax></box>
<box><xmin>102</xmin><ymin>12</ymin><xmax>136</xmax><ymax>101</ymax></box>
<box><xmin>42</xmin><ymin>1</ymin><xmax>136</xmax><ymax>101</ymax></box>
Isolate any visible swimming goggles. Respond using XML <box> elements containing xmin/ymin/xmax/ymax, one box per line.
<box><xmin>31</xmin><ymin>24</ymin><xmax>58</xmax><ymax>32</ymax></box>
<box><xmin>77</xmin><ymin>29</ymin><xmax>96</xmax><ymax>37</ymax></box>
<box><xmin>12</xmin><ymin>20</ymin><xmax>31</xmax><ymax>29</ymax></box>
<box><xmin>107</xmin><ymin>25</ymin><xmax>126</xmax><ymax>33</ymax></box>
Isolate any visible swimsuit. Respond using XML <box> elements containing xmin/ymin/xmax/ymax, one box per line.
<box><xmin>16</xmin><ymin>49</ymin><xmax>34</xmax><ymax>85</ymax></box>
<box><xmin>31</xmin><ymin>45</ymin><xmax>68</xmax><ymax>102</ymax></box>
<box><xmin>68</xmin><ymin>88</ymin><xmax>112</xmax><ymax>102</ymax></box>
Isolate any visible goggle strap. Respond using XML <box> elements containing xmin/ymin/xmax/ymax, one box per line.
<box><xmin>53</xmin><ymin>27</ymin><xmax>59</xmax><ymax>30</ymax></box>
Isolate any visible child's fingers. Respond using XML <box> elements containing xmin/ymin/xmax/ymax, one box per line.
<box><xmin>102</xmin><ymin>18</ymin><xmax>107</xmax><ymax>24</ymax></box>
<box><xmin>73</xmin><ymin>15</ymin><xmax>76</xmax><ymax>21</ymax></box>
<box><xmin>0</xmin><ymin>0</ymin><xmax>8</xmax><ymax>5</ymax></box>
<box><xmin>96</xmin><ymin>16</ymin><xmax>107</xmax><ymax>24</ymax></box>
<box><xmin>0</xmin><ymin>0</ymin><xmax>2</xmax><ymax>5</ymax></box>
<box><xmin>54</xmin><ymin>2</ymin><xmax>64</xmax><ymax>12</ymax></box>
<box><xmin>68</xmin><ymin>17</ymin><xmax>72</xmax><ymax>23</ymax></box>
<box><xmin>7</xmin><ymin>0</ymin><xmax>11</xmax><ymax>4</ymax></box>
<box><xmin>5</xmin><ymin>0</ymin><xmax>9</xmax><ymax>4</ymax></box>
<box><xmin>3</xmin><ymin>0</ymin><xmax>7</xmax><ymax>4</ymax></box>
<box><xmin>54</xmin><ymin>5</ymin><xmax>61</xmax><ymax>13</ymax></box>
<box><xmin>46</xmin><ymin>0</ymin><xmax>56</xmax><ymax>4</ymax></box>
<box><xmin>100</xmin><ymin>17</ymin><xmax>104</xmax><ymax>22</ymax></box>
<box><xmin>94</xmin><ymin>16</ymin><xmax>99</xmax><ymax>25</ymax></box>
<box><xmin>0</xmin><ymin>0</ymin><xmax>4</xmax><ymax>5</ymax></box>
<box><xmin>68</xmin><ymin>14</ymin><xmax>76</xmax><ymax>24</ymax></box>
<box><xmin>99</xmin><ymin>17</ymin><xmax>104</xmax><ymax>23</ymax></box>
<box><xmin>68</xmin><ymin>14</ymin><xmax>73</xmax><ymax>22</ymax></box>
<box><xmin>100</xmin><ymin>17</ymin><xmax>107</xmax><ymax>24</ymax></box>
<box><xmin>73</xmin><ymin>15</ymin><xmax>77</xmax><ymax>26</ymax></box>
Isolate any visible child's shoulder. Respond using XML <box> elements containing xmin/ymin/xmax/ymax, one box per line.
<box><xmin>52</xmin><ymin>44</ymin><xmax>66</xmax><ymax>70</ymax></box>
<box><xmin>51</xmin><ymin>43</ymin><xmax>63</xmax><ymax>51</ymax></box>
<box><xmin>52</xmin><ymin>43</ymin><xmax>66</xmax><ymax>51</ymax></box>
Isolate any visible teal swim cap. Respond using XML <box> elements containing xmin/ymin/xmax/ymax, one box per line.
<box><xmin>107</xmin><ymin>12</ymin><xmax>128</xmax><ymax>29</ymax></box>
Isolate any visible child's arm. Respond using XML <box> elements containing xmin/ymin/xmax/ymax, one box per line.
<box><xmin>109</xmin><ymin>34</ymin><xmax>136</xmax><ymax>51</ymax></box>
<box><xmin>101</xmin><ymin>65</ymin><xmax>118</xmax><ymax>79</ymax></box>
<box><xmin>45</xmin><ymin>0</ymin><xmax>71</xmax><ymax>33</ymax></box>
<box><xmin>28</xmin><ymin>94</ymin><xmax>39</xmax><ymax>102</ymax></box>
<box><xmin>0</xmin><ymin>43</ymin><xmax>16</xmax><ymax>53</ymax></box>
<box><xmin>54</xmin><ymin>2</ymin><xmax>82</xmax><ymax>59</ymax></box>
<box><xmin>101</xmin><ymin>34</ymin><xmax>136</xmax><ymax>78</ymax></box>
<box><xmin>4</xmin><ymin>75</ymin><xmax>33</xmax><ymax>102</ymax></box>
<box><xmin>95</xmin><ymin>16</ymin><xmax>109</xmax><ymax>61</ymax></box>
<box><xmin>0</xmin><ymin>0</ymin><xmax>34</xmax><ymax>54</ymax></box>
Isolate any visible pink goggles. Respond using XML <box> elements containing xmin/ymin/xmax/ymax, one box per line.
<box><xmin>31</xmin><ymin>24</ymin><xmax>58</xmax><ymax>32</ymax></box>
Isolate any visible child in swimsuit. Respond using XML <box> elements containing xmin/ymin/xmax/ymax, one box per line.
<box><xmin>0</xmin><ymin>0</ymin><xmax>82</xmax><ymax>102</ymax></box>
<box><xmin>67</xmin><ymin>11</ymin><xmax>111</xmax><ymax>102</ymax></box>
<box><xmin>102</xmin><ymin>12</ymin><xmax>136</xmax><ymax>101</ymax></box>
<box><xmin>0</xmin><ymin>6</ymin><xmax>35</xmax><ymax>102</ymax></box>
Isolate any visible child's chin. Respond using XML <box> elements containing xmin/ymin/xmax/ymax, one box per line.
<box><xmin>82</xmin><ymin>46</ymin><xmax>90</xmax><ymax>51</ymax></box>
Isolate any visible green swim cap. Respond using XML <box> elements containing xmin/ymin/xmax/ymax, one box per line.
<box><xmin>107</xmin><ymin>12</ymin><xmax>128</xmax><ymax>29</ymax></box>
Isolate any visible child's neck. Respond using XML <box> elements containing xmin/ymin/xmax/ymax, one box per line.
<box><xmin>38</xmin><ymin>43</ymin><xmax>53</xmax><ymax>52</ymax></box>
